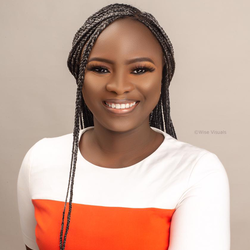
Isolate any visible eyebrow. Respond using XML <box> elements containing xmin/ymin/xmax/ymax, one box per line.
<box><xmin>88</xmin><ymin>57</ymin><xmax>155</xmax><ymax>65</ymax></box>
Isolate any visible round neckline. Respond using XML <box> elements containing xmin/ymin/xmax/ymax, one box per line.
<box><xmin>77</xmin><ymin>126</ymin><xmax>168</xmax><ymax>171</ymax></box>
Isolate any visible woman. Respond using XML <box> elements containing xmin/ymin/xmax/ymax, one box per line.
<box><xmin>17</xmin><ymin>3</ymin><xmax>230</xmax><ymax>250</ymax></box>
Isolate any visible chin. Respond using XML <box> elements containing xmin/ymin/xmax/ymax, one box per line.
<box><xmin>104</xmin><ymin>123</ymin><xmax>137</xmax><ymax>133</ymax></box>
<box><xmin>95</xmin><ymin>118</ymin><xmax>146</xmax><ymax>134</ymax></box>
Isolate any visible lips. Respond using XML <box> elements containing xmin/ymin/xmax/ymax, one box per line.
<box><xmin>105</xmin><ymin>101</ymin><xmax>136</xmax><ymax>109</ymax></box>
<box><xmin>103</xmin><ymin>100</ymin><xmax>139</xmax><ymax>113</ymax></box>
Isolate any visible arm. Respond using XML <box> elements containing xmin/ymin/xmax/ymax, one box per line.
<box><xmin>17</xmin><ymin>143</ymin><xmax>42</xmax><ymax>250</ymax></box>
<box><xmin>168</xmin><ymin>153</ymin><xmax>230</xmax><ymax>250</ymax></box>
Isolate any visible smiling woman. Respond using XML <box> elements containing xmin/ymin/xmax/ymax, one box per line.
<box><xmin>17</xmin><ymin>3</ymin><xmax>230</xmax><ymax>250</ymax></box>
<box><xmin>82</xmin><ymin>18</ymin><xmax>163</xmax><ymax>134</ymax></box>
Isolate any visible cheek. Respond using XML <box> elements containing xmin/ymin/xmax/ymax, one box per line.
<box><xmin>149</xmin><ymin>82</ymin><xmax>161</xmax><ymax>107</ymax></box>
<box><xmin>81</xmin><ymin>84</ymin><xmax>96</xmax><ymax>112</ymax></box>
<box><xmin>137</xmin><ymin>74</ymin><xmax>162</xmax><ymax>101</ymax></box>
<box><xmin>82</xmin><ymin>75</ymin><xmax>103</xmax><ymax>103</ymax></box>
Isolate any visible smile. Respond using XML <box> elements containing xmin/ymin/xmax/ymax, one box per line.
<box><xmin>105</xmin><ymin>101</ymin><xmax>136</xmax><ymax>109</ymax></box>
<box><xmin>103</xmin><ymin>101</ymin><xmax>139</xmax><ymax>114</ymax></box>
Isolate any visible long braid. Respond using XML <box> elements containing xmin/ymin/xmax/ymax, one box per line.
<box><xmin>59</xmin><ymin>85</ymin><xmax>82</xmax><ymax>250</ymax></box>
<box><xmin>60</xmin><ymin>3</ymin><xmax>177</xmax><ymax>249</ymax></box>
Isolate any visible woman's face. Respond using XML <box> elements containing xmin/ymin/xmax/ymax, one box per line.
<box><xmin>82</xmin><ymin>17</ymin><xmax>163</xmax><ymax>133</ymax></box>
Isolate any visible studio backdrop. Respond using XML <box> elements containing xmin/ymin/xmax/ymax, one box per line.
<box><xmin>0</xmin><ymin>0</ymin><xmax>249</xmax><ymax>249</ymax></box>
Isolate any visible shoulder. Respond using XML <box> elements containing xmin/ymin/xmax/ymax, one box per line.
<box><xmin>18</xmin><ymin>131</ymin><xmax>76</xmax><ymax>200</ymax></box>
<box><xmin>24</xmin><ymin>132</ymin><xmax>74</xmax><ymax>162</ymax></box>
<box><xmin>154</xmin><ymin>127</ymin><xmax>228</xmax><ymax>179</ymax></box>
<box><xmin>161</xmin><ymin>133</ymin><xmax>230</xmax><ymax>210</ymax></box>
<box><xmin>154</xmin><ymin>128</ymin><xmax>210</xmax><ymax>165</ymax></box>
<box><xmin>187</xmin><ymin>151</ymin><xmax>228</xmax><ymax>188</ymax></box>
<box><xmin>33</xmin><ymin>132</ymin><xmax>73</xmax><ymax>153</ymax></box>
<box><xmin>19</xmin><ymin>131</ymin><xmax>75</xmax><ymax>180</ymax></box>
<box><xmin>165</xmin><ymin>133</ymin><xmax>228</xmax><ymax>188</ymax></box>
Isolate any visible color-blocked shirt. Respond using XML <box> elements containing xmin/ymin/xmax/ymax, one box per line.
<box><xmin>17</xmin><ymin>127</ymin><xmax>230</xmax><ymax>250</ymax></box>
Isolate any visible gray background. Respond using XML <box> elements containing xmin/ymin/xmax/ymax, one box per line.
<box><xmin>1</xmin><ymin>0</ymin><xmax>249</xmax><ymax>249</ymax></box>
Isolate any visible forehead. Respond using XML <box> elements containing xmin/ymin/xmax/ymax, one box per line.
<box><xmin>88</xmin><ymin>18</ymin><xmax>163</xmax><ymax>64</ymax></box>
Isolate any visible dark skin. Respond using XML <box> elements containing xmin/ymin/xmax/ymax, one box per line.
<box><xmin>25</xmin><ymin>18</ymin><xmax>164</xmax><ymax>250</ymax></box>
<box><xmin>80</xmin><ymin>18</ymin><xmax>164</xmax><ymax>168</ymax></box>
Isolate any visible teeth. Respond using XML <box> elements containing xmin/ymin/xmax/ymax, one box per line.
<box><xmin>106</xmin><ymin>102</ymin><xmax>136</xmax><ymax>109</ymax></box>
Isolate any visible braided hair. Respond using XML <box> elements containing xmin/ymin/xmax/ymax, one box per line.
<box><xmin>60</xmin><ymin>3</ymin><xmax>177</xmax><ymax>249</ymax></box>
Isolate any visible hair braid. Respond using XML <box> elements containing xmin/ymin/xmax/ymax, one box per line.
<box><xmin>60</xmin><ymin>3</ymin><xmax>177</xmax><ymax>249</ymax></box>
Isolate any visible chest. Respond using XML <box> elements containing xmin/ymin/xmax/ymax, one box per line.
<box><xmin>33</xmin><ymin>199</ymin><xmax>175</xmax><ymax>250</ymax></box>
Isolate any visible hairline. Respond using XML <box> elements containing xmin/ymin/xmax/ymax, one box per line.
<box><xmin>80</xmin><ymin>16</ymin><xmax>165</xmax><ymax>66</ymax></box>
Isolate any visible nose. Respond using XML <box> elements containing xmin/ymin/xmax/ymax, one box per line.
<box><xmin>105</xmin><ymin>71</ymin><xmax>135</xmax><ymax>95</ymax></box>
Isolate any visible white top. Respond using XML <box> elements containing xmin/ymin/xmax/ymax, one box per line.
<box><xmin>17</xmin><ymin>127</ymin><xmax>230</xmax><ymax>250</ymax></box>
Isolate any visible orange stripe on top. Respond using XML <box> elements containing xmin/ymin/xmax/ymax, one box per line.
<box><xmin>33</xmin><ymin>199</ymin><xmax>175</xmax><ymax>250</ymax></box>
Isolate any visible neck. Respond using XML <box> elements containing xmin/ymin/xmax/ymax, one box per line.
<box><xmin>91</xmin><ymin>121</ymin><xmax>156</xmax><ymax>156</ymax></box>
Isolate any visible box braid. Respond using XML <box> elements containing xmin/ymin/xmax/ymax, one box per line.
<box><xmin>59</xmin><ymin>3</ymin><xmax>177</xmax><ymax>249</ymax></box>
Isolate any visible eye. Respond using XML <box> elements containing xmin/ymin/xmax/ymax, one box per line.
<box><xmin>131</xmin><ymin>66</ymin><xmax>155</xmax><ymax>75</ymax></box>
<box><xmin>87</xmin><ymin>65</ymin><xmax>110</xmax><ymax>74</ymax></box>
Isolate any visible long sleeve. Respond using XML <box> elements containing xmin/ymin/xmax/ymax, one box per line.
<box><xmin>17</xmin><ymin>143</ymin><xmax>41</xmax><ymax>250</ymax></box>
<box><xmin>168</xmin><ymin>152</ymin><xmax>230</xmax><ymax>250</ymax></box>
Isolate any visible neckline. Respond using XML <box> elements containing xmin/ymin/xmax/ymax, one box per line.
<box><xmin>77</xmin><ymin>126</ymin><xmax>168</xmax><ymax>171</ymax></box>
